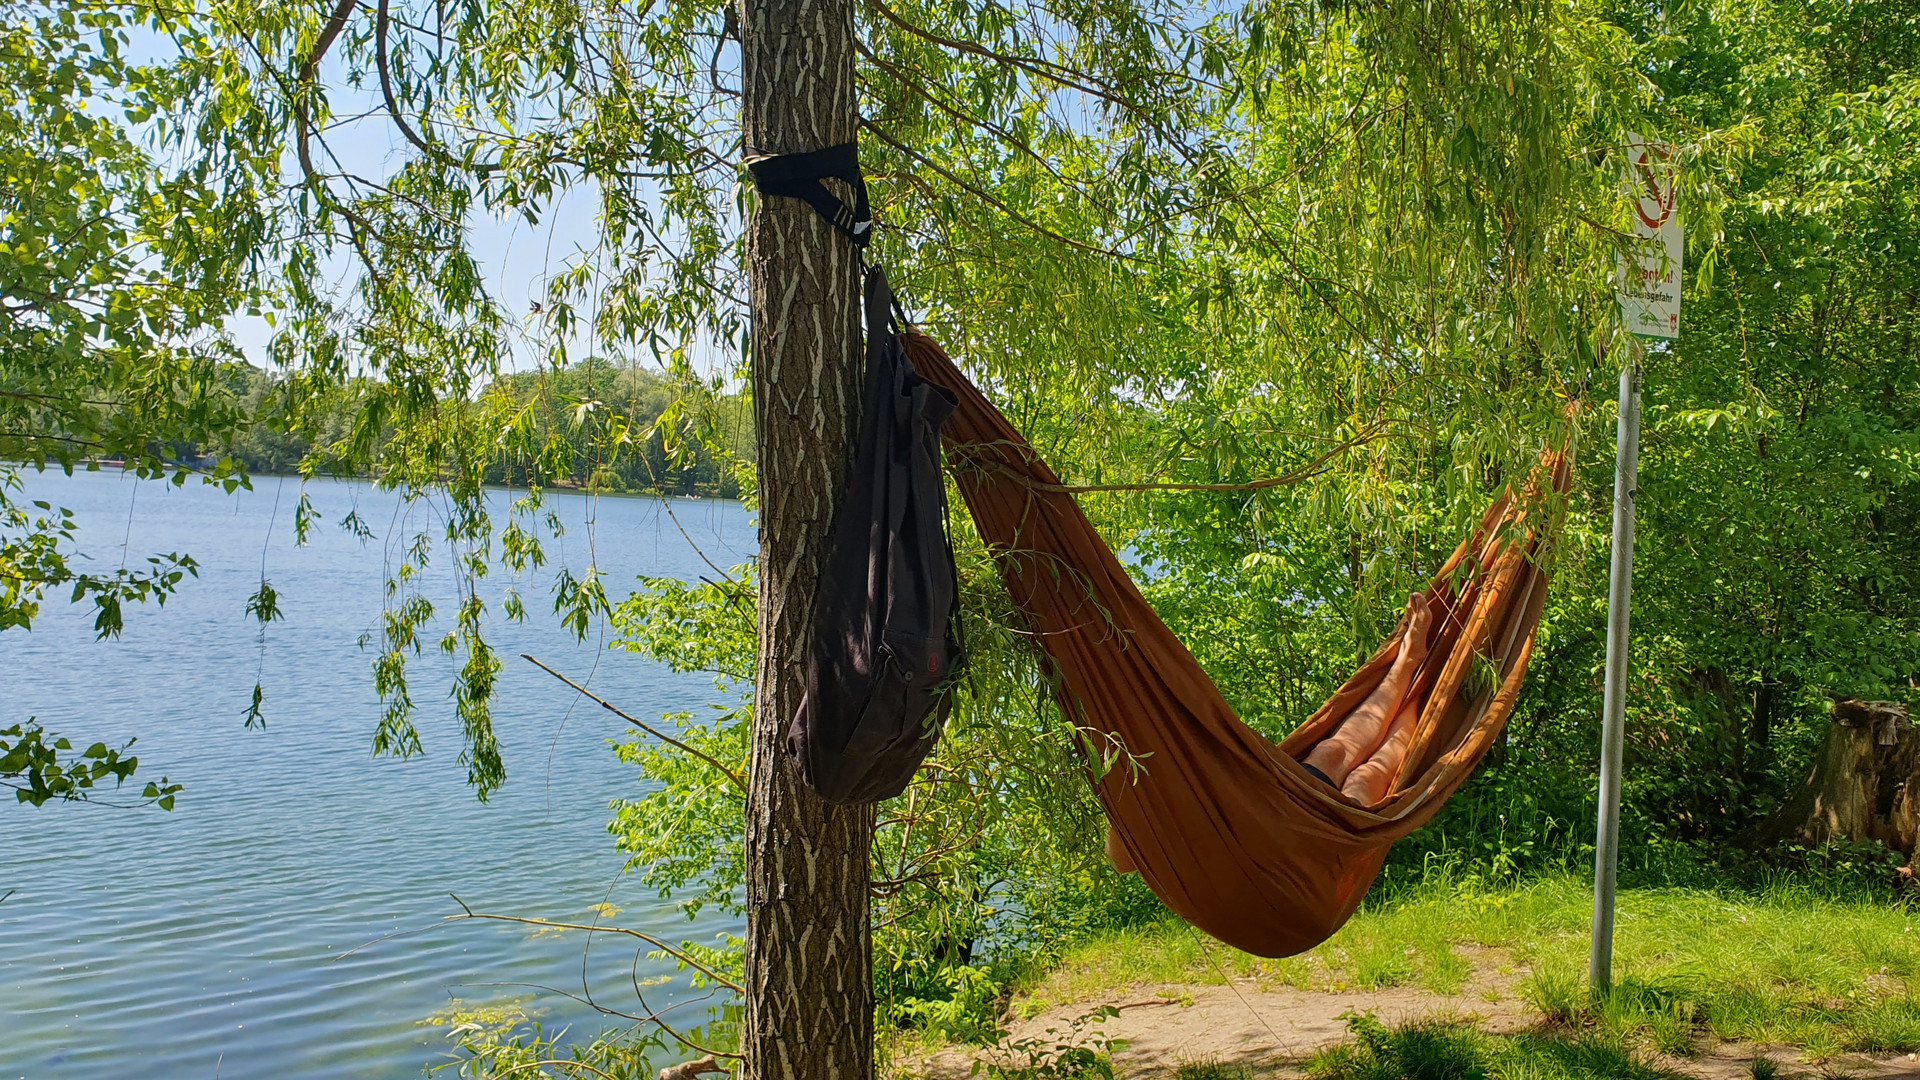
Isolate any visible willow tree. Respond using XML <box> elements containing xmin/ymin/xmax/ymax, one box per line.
<box><xmin>735</xmin><ymin>0</ymin><xmax>873</xmax><ymax>1071</ymax></box>
<box><xmin>141</xmin><ymin>0</ymin><xmax>1222</xmax><ymax>1074</ymax></box>
<box><xmin>0</xmin><ymin>1</ymin><xmax>275</xmax><ymax>807</ymax></box>
<box><xmin>26</xmin><ymin>0</ymin><xmax>1910</xmax><ymax>1067</ymax></box>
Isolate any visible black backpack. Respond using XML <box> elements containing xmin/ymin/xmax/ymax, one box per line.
<box><xmin>788</xmin><ymin>267</ymin><xmax>967</xmax><ymax>804</ymax></box>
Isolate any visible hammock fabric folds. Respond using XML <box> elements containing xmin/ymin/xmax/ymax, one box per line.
<box><xmin>903</xmin><ymin>331</ymin><xmax>1573</xmax><ymax>959</ymax></box>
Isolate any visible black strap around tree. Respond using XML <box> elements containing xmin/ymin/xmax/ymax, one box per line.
<box><xmin>745</xmin><ymin>140</ymin><xmax>872</xmax><ymax>248</ymax></box>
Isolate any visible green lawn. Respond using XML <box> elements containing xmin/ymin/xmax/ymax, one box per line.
<box><xmin>1012</xmin><ymin>876</ymin><xmax>1920</xmax><ymax>1062</ymax></box>
<box><xmin>1301</xmin><ymin>1016</ymin><xmax>1698</xmax><ymax>1080</ymax></box>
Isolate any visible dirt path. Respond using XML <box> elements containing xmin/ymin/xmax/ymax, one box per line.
<box><xmin>914</xmin><ymin>976</ymin><xmax>1920</xmax><ymax>1080</ymax></box>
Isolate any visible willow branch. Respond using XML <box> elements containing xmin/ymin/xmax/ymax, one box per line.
<box><xmin>444</xmin><ymin>896</ymin><xmax>747</xmax><ymax>997</ymax></box>
<box><xmin>495</xmin><ymin>1062</ymin><xmax>620</xmax><ymax>1080</ymax></box>
<box><xmin>869</xmin><ymin>870</ymin><xmax>942</xmax><ymax>895</ymax></box>
<box><xmin>291</xmin><ymin>0</ymin><xmax>391</xmax><ymax>285</ymax></box>
<box><xmin>520</xmin><ymin>654</ymin><xmax>747</xmax><ymax>795</ymax></box>
<box><xmin>1</xmin><ymin>430</ymin><xmax>110</xmax><ymax>448</ymax></box>
<box><xmin>855</xmin><ymin>43</ymin><xmax>1071</xmax><ymax>191</ymax></box>
<box><xmin>865</xmin><ymin>0</ymin><xmax>1152</xmax><ymax>113</ymax></box>
<box><xmin>949</xmin><ymin>426</ymin><xmax>1384</xmax><ymax>494</ymax></box>
<box><xmin>376</xmin><ymin>0</ymin><xmax>453</xmax><ymax>164</ymax></box>
<box><xmin>293</xmin><ymin>0</ymin><xmax>359</xmax><ymax>184</ymax></box>
<box><xmin>861</xmin><ymin>121</ymin><xmax>1153</xmax><ymax>264</ymax></box>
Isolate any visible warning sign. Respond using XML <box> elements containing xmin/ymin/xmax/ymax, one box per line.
<box><xmin>1616</xmin><ymin>134</ymin><xmax>1682</xmax><ymax>340</ymax></box>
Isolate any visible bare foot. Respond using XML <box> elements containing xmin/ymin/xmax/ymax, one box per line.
<box><xmin>1106</xmin><ymin>823</ymin><xmax>1138</xmax><ymax>874</ymax></box>
<box><xmin>1402</xmin><ymin>593</ymin><xmax>1432</xmax><ymax>662</ymax></box>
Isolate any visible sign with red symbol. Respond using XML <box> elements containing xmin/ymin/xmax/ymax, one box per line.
<box><xmin>1615</xmin><ymin>134</ymin><xmax>1682</xmax><ymax>340</ymax></box>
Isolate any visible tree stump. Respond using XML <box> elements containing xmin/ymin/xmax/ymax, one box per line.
<box><xmin>1750</xmin><ymin>700</ymin><xmax>1916</xmax><ymax>871</ymax></box>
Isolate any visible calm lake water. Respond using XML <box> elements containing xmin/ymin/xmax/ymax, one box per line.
<box><xmin>1</xmin><ymin>471</ymin><xmax>755</xmax><ymax>1078</ymax></box>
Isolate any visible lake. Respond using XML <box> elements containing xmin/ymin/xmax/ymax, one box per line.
<box><xmin>0</xmin><ymin>471</ymin><xmax>755</xmax><ymax>1078</ymax></box>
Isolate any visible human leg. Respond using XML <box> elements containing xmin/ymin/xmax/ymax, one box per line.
<box><xmin>1302</xmin><ymin>594</ymin><xmax>1431</xmax><ymax>786</ymax></box>
<box><xmin>1340</xmin><ymin>693</ymin><xmax>1420</xmax><ymax>804</ymax></box>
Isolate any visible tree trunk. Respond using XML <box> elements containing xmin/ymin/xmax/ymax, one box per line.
<box><xmin>1748</xmin><ymin>700</ymin><xmax>1917</xmax><ymax>867</ymax></box>
<box><xmin>1744</xmin><ymin>669</ymin><xmax>1781</xmax><ymax>791</ymax></box>
<box><xmin>739</xmin><ymin>0</ymin><xmax>873</xmax><ymax>1078</ymax></box>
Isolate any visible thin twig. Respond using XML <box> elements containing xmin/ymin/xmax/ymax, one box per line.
<box><xmin>446</xmin><ymin>894</ymin><xmax>747</xmax><ymax>999</ymax></box>
<box><xmin>865</xmin><ymin>0</ymin><xmax>1168</xmax><ymax>111</ymax></box>
<box><xmin>949</xmin><ymin>426</ymin><xmax>1383</xmax><ymax>494</ymax></box>
<box><xmin>662</xmin><ymin>503</ymin><xmax>738</xmax><ymax>586</ymax></box>
<box><xmin>494</xmin><ymin>1061</ymin><xmax>620</xmax><ymax>1080</ymax></box>
<box><xmin>455</xmin><ymin>977</ymin><xmax>717</xmax><ymax>1035</ymax></box>
<box><xmin>861</xmin><ymin>122</ymin><xmax>1154</xmax><ymax>264</ymax></box>
<box><xmin>520</xmin><ymin>654</ymin><xmax>747</xmax><ymax>795</ymax></box>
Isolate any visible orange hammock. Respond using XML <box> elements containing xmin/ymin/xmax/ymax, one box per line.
<box><xmin>904</xmin><ymin>331</ymin><xmax>1573</xmax><ymax>958</ymax></box>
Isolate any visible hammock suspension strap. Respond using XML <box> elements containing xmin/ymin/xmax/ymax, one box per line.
<box><xmin>746</xmin><ymin>140</ymin><xmax>872</xmax><ymax>247</ymax></box>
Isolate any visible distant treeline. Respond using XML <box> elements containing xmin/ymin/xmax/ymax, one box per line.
<box><xmin>480</xmin><ymin>360</ymin><xmax>753</xmax><ymax>499</ymax></box>
<box><xmin>169</xmin><ymin>360</ymin><xmax>752</xmax><ymax>499</ymax></box>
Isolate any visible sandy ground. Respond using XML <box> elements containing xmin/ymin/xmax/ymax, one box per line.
<box><xmin>913</xmin><ymin>951</ymin><xmax>1920</xmax><ymax>1080</ymax></box>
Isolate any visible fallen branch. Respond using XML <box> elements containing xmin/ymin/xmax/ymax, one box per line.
<box><xmin>661</xmin><ymin>1056</ymin><xmax>728</xmax><ymax>1080</ymax></box>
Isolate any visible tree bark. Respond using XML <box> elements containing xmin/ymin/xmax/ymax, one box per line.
<box><xmin>739</xmin><ymin>0</ymin><xmax>873</xmax><ymax>1078</ymax></box>
<box><xmin>1744</xmin><ymin>668</ymin><xmax>1782</xmax><ymax>790</ymax></box>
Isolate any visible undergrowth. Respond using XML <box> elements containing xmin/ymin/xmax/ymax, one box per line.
<box><xmin>430</xmin><ymin>867</ymin><xmax>1916</xmax><ymax>1077</ymax></box>
<box><xmin>1307</xmin><ymin>1014</ymin><xmax>1689</xmax><ymax>1080</ymax></box>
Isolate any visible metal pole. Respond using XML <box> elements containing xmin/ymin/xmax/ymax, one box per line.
<box><xmin>1590</xmin><ymin>348</ymin><xmax>1643</xmax><ymax>995</ymax></box>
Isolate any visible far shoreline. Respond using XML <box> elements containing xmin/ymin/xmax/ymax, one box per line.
<box><xmin>25</xmin><ymin>460</ymin><xmax>748</xmax><ymax>507</ymax></box>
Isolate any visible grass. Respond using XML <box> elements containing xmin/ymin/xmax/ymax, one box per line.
<box><xmin>1307</xmin><ymin>1015</ymin><xmax>1693</xmax><ymax>1080</ymax></box>
<box><xmin>1011</xmin><ymin>876</ymin><xmax>1919</xmax><ymax>1060</ymax></box>
<box><xmin>1171</xmin><ymin>1064</ymin><xmax>1252</xmax><ymax>1080</ymax></box>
